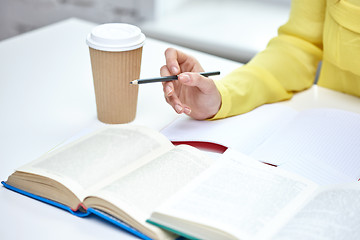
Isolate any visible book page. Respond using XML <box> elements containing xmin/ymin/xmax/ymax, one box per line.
<box><xmin>251</xmin><ymin>108</ymin><xmax>360</xmax><ymax>184</ymax></box>
<box><xmin>150</xmin><ymin>149</ymin><xmax>317</xmax><ymax>240</ymax></box>
<box><xmin>16</xmin><ymin>125</ymin><xmax>174</xmax><ymax>200</ymax></box>
<box><xmin>270</xmin><ymin>183</ymin><xmax>360</xmax><ymax>240</ymax></box>
<box><xmin>87</xmin><ymin>145</ymin><xmax>215</xmax><ymax>223</ymax></box>
<box><xmin>161</xmin><ymin>104</ymin><xmax>297</xmax><ymax>154</ymax></box>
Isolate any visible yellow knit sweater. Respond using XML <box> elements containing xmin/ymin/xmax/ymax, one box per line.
<box><xmin>213</xmin><ymin>0</ymin><xmax>360</xmax><ymax>119</ymax></box>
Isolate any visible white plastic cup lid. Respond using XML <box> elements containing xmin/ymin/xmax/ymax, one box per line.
<box><xmin>86</xmin><ymin>23</ymin><xmax>146</xmax><ymax>52</ymax></box>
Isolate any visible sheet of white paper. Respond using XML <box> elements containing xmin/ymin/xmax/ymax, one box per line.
<box><xmin>161</xmin><ymin>104</ymin><xmax>297</xmax><ymax>154</ymax></box>
<box><xmin>251</xmin><ymin>108</ymin><xmax>360</xmax><ymax>182</ymax></box>
<box><xmin>279</xmin><ymin>157</ymin><xmax>354</xmax><ymax>185</ymax></box>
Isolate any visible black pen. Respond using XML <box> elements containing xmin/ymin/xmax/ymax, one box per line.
<box><xmin>130</xmin><ymin>71</ymin><xmax>220</xmax><ymax>85</ymax></box>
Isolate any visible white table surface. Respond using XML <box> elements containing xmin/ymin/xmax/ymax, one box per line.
<box><xmin>0</xmin><ymin>18</ymin><xmax>359</xmax><ymax>240</ymax></box>
<box><xmin>0</xmin><ymin>18</ymin><xmax>239</xmax><ymax>240</ymax></box>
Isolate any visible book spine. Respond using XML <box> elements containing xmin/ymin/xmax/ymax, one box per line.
<box><xmin>1</xmin><ymin>181</ymin><xmax>89</xmax><ymax>217</ymax></box>
<box><xmin>88</xmin><ymin>208</ymin><xmax>154</xmax><ymax>240</ymax></box>
<box><xmin>1</xmin><ymin>181</ymin><xmax>158</xmax><ymax>240</ymax></box>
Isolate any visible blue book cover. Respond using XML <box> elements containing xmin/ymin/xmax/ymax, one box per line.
<box><xmin>1</xmin><ymin>181</ymin><xmax>155</xmax><ymax>240</ymax></box>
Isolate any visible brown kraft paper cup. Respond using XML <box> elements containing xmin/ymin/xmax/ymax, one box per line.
<box><xmin>89</xmin><ymin>47</ymin><xmax>142</xmax><ymax>124</ymax></box>
<box><xmin>86</xmin><ymin>23</ymin><xmax>145</xmax><ymax>124</ymax></box>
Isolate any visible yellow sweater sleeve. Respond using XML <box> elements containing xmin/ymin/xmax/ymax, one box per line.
<box><xmin>212</xmin><ymin>0</ymin><xmax>326</xmax><ymax>119</ymax></box>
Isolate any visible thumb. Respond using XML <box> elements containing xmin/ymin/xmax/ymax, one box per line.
<box><xmin>178</xmin><ymin>72</ymin><xmax>216</xmax><ymax>94</ymax></box>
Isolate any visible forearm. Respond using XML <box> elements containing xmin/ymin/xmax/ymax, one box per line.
<box><xmin>213</xmin><ymin>62</ymin><xmax>294</xmax><ymax>120</ymax></box>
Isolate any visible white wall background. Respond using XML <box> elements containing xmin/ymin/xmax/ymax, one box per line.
<box><xmin>0</xmin><ymin>0</ymin><xmax>291</xmax><ymax>62</ymax></box>
<box><xmin>0</xmin><ymin>0</ymin><xmax>158</xmax><ymax>41</ymax></box>
<box><xmin>0</xmin><ymin>0</ymin><xmax>290</xmax><ymax>41</ymax></box>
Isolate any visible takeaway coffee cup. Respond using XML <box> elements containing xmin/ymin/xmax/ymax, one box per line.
<box><xmin>86</xmin><ymin>23</ymin><xmax>145</xmax><ymax>124</ymax></box>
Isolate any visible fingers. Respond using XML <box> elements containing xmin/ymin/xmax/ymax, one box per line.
<box><xmin>164</xmin><ymin>48</ymin><xmax>204</xmax><ymax>74</ymax></box>
<box><xmin>160</xmin><ymin>64</ymin><xmax>182</xmax><ymax>112</ymax></box>
<box><xmin>164</xmin><ymin>48</ymin><xmax>185</xmax><ymax>75</ymax></box>
<box><xmin>163</xmin><ymin>85</ymin><xmax>191</xmax><ymax>115</ymax></box>
<box><xmin>177</xmin><ymin>72</ymin><xmax>216</xmax><ymax>94</ymax></box>
<box><xmin>161</xmin><ymin>65</ymin><xmax>174</xmax><ymax>97</ymax></box>
<box><xmin>162</xmin><ymin>81</ymin><xmax>174</xmax><ymax>97</ymax></box>
<box><xmin>160</xmin><ymin>64</ymin><xmax>171</xmax><ymax>77</ymax></box>
<box><xmin>159</xmin><ymin>64</ymin><xmax>173</xmax><ymax>95</ymax></box>
<box><xmin>161</xmin><ymin>48</ymin><xmax>207</xmax><ymax>116</ymax></box>
<box><xmin>160</xmin><ymin>75</ymin><xmax>192</xmax><ymax>115</ymax></box>
<box><xmin>160</xmin><ymin>68</ymin><xmax>217</xmax><ymax>116</ymax></box>
<box><xmin>162</xmin><ymin>80</ymin><xmax>191</xmax><ymax>115</ymax></box>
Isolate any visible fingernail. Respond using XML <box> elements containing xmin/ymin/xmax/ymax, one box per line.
<box><xmin>180</xmin><ymin>74</ymin><xmax>190</xmax><ymax>83</ymax></box>
<box><xmin>166</xmin><ymin>86</ymin><xmax>173</xmax><ymax>96</ymax></box>
<box><xmin>171</xmin><ymin>67</ymin><xmax>178</xmax><ymax>74</ymax></box>
<box><xmin>184</xmin><ymin>107</ymin><xmax>191</xmax><ymax>115</ymax></box>
<box><xmin>175</xmin><ymin>104</ymin><xmax>182</xmax><ymax>113</ymax></box>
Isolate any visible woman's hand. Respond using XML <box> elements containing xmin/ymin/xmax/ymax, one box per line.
<box><xmin>161</xmin><ymin>48</ymin><xmax>221</xmax><ymax>120</ymax></box>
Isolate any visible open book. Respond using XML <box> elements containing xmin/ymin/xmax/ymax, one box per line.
<box><xmin>161</xmin><ymin>104</ymin><xmax>360</xmax><ymax>185</ymax></box>
<box><xmin>2</xmin><ymin>125</ymin><xmax>216</xmax><ymax>240</ymax></box>
<box><xmin>148</xmin><ymin>150</ymin><xmax>360</xmax><ymax>240</ymax></box>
